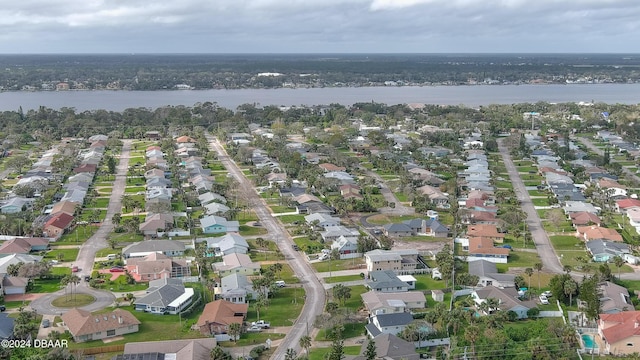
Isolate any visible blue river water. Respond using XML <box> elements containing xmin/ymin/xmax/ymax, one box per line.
<box><xmin>0</xmin><ymin>83</ymin><xmax>638</xmax><ymax>112</ymax></box>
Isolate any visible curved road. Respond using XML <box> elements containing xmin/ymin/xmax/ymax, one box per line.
<box><xmin>206</xmin><ymin>135</ymin><xmax>325</xmax><ymax>359</ymax></box>
<box><xmin>31</xmin><ymin>140</ymin><xmax>132</xmax><ymax>315</ymax></box>
<box><xmin>498</xmin><ymin>138</ymin><xmax>564</xmax><ymax>274</ymax></box>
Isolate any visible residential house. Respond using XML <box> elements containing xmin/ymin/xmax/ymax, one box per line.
<box><xmin>599</xmin><ymin>281</ymin><xmax>633</xmax><ymax>314</ymax></box>
<box><xmin>43</xmin><ymin>212</ymin><xmax>74</xmax><ymax>239</ymax></box>
<box><xmin>616</xmin><ymin>199</ymin><xmax>640</xmax><ymax>214</ymax></box>
<box><xmin>0</xmin><ymin>237</ymin><xmax>49</xmax><ymax>256</ymax></box>
<box><xmin>213</xmin><ymin>253</ymin><xmax>260</xmax><ymax>277</ymax></box>
<box><xmin>73</xmin><ymin>163</ymin><xmax>97</xmax><ymax>174</ymax></box>
<box><xmin>321</xmin><ymin>226</ymin><xmax>360</xmax><ymax>243</ymax></box>
<box><xmin>2</xmin><ymin>277</ymin><xmax>29</xmax><ymax>295</ymax></box>
<box><xmin>50</xmin><ymin>200</ymin><xmax>80</xmax><ymax>217</ymax></box>
<box><xmin>134</xmin><ymin>278</ymin><xmax>194</xmax><ymax>314</ymax></box>
<box><xmin>340</xmin><ymin>184</ymin><xmax>363</xmax><ymax>200</ymax></box>
<box><xmin>138</xmin><ymin>213</ymin><xmax>174</xmax><ymax>237</ymax></box>
<box><xmin>198</xmin><ymin>192</ymin><xmax>227</xmax><ymax>206</ymax></box>
<box><xmin>586</xmin><ymin>240</ymin><xmax>630</xmax><ymax>263</ymax></box>
<box><xmin>0</xmin><ymin>254</ymin><xmax>43</xmax><ymax>274</ymax></box>
<box><xmin>117</xmin><ymin>338</ymin><xmax>218</xmax><ymax>360</ymax></box>
<box><xmin>576</xmin><ymin>226</ymin><xmax>623</xmax><ymax>242</ymax></box>
<box><xmin>125</xmin><ymin>253</ymin><xmax>191</xmax><ymax>282</ymax></box>
<box><xmin>123</xmin><ymin>240</ymin><xmax>186</xmax><ymax>260</ymax></box>
<box><xmin>564</xmin><ymin>201</ymin><xmax>599</xmax><ymax>215</ymax></box>
<box><xmin>598</xmin><ymin>178</ymin><xmax>628</xmax><ymax>200</ymax></box>
<box><xmin>626</xmin><ymin>207</ymin><xmax>640</xmax><ymax>234</ymax></box>
<box><xmin>465</xmin><ymin>237</ymin><xmax>510</xmax><ymax>264</ymax></box>
<box><xmin>365</xmin><ymin>312</ymin><xmax>414</xmax><ymax>337</ymax></box>
<box><xmin>196</xmin><ymin>300</ymin><xmax>248</xmax><ymax>336</ymax></box>
<box><xmin>570</xmin><ymin>212</ymin><xmax>602</xmax><ymax>227</ymax></box>
<box><xmin>324</xmin><ymin>171</ymin><xmax>355</xmax><ymax>184</ymax></box>
<box><xmin>0</xmin><ymin>314</ymin><xmax>14</xmax><ymax>340</ymax></box>
<box><xmin>175</xmin><ymin>136</ymin><xmax>195</xmax><ymax>144</ymax></box>
<box><xmin>462</xmin><ymin>210</ymin><xmax>498</xmax><ymax>225</ymax></box>
<box><xmin>383</xmin><ymin>223</ymin><xmax>414</xmax><ymax>237</ymax></box>
<box><xmin>61</xmin><ymin>308</ymin><xmax>140</xmax><ymax>343</ymax></box>
<box><xmin>353</xmin><ymin>334</ymin><xmax>420</xmax><ymax>360</ymax></box>
<box><xmin>0</xmin><ymin>197</ymin><xmax>34</xmax><ymax>214</ymax></box>
<box><xmin>402</xmin><ymin>218</ymin><xmax>449</xmax><ymax>237</ymax></box>
<box><xmin>364</xmin><ymin>249</ymin><xmax>420</xmax><ymax>273</ymax></box>
<box><xmin>199</xmin><ymin>233</ymin><xmax>249</xmax><ymax>257</ymax></box>
<box><xmin>305</xmin><ymin>213</ymin><xmax>341</xmax><ymax>228</ymax></box>
<box><xmin>598</xmin><ymin>311</ymin><xmax>640</xmax><ymax>355</ymax></box>
<box><xmin>416</xmin><ymin>185</ymin><xmax>449</xmax><ymax>208</ymax></box>
<box><xmin>319</xmin><ymin>163</ymin><xmax>346</xmax><ymax>172</ymax></box>
<box><xmin>330</xmin><ymin>236</ymin><xmax>360</xmax><ymax>260</ymax></box>
<box><xmin>219</xmin><ymin>273</ymin><xmax>258</xmax><ymax>304</ymax></box>
<box><xmin>361</xmin><ymin>290</ymin><xmax>427</xmax><ymax>315</ymax></box>
<box><xmin>200</xmin><ymin>215</ymin><xmax>240</xmax><ymax>234</ymax></box>
<box><xmin>266</xmin><ymin>172</ymin><xmax>287</xmax><ymax>187</ymax></box>
<box><xmin>466</xmin><ymin>224</ymin><xmax>505</xmax><ymax>243</ymax></box>
<box><xmin>472</xmin><ymin>286</ymin><xmax>535</xmax><ymax>319</ymax></box>
<box><xmin>469</xmin><ymin>259</ymin><xmax>515</xmax><ymax>288</ymax></box>
<box><xmin>367</xmin><ymin>270</ymin><xmax>412</xmax><ymax>293</ymax></box>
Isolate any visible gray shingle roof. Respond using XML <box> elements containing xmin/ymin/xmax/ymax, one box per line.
<box><xmin>375</xmin><ymin>312</ymin><xmax>414</xmax><ymax>327</ymax></box>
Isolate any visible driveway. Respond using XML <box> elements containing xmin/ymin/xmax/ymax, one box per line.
<box><xmin>498</xmin><ymin>138</ymin><xmax>564</xmax><ymax>274</ymax></box>
<box><xmin>207</xmin><ymin>135</ymin><xmax>325</xmax><ymax>359</ymax></box>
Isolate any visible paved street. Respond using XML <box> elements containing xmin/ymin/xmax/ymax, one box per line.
<box><xmin>362</xmin><ymin>169</ymin><xmax>414</xmax><ymax>216</ymax></box>
<box><xmin>576</xmin><ymin>136</ymin><xmax>640</xmax><ymax>185</ymax></box>
<box><xmin>498</xmin><ymin>138</ymin><xmax>564</xmax><ymax>274</ymax></box>
<box><xmin>207</xmin><ymin>134</ymin><xmax>326</xmax><ymax>359</ymax></box>
<box><xmin>31</xmin><ymin>140</ymin><xmax>133</xmax><ymax>315</ymax></box>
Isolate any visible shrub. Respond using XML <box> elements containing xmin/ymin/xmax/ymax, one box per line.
<box><xmin>249</xmin><ymin>345</ymin><xmax>266</xmax><ymax>358</ymax></box>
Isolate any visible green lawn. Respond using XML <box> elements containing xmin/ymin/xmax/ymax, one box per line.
<box><xmin>30</xmin><ymin>278</ymin><xmax>64</xmax><ymax>293</ymax></box>
<box><xmin>365</xmin><ymin>214</ymin><xmax>421</xmax><ymax>225</ymax></box>
<box><xmin>277</xmin><ymin>214</ymin><xmax>306</xmax><ymax>224</ymax></box>
<box><xmin>269</xmin><ymin>205</ymin><xmax>294</xmax><ymax>213</ymax></box>
<box><xmin>79</xmin><ymin>210</ymin><xmax>107</xmax><ymax>222</ymax></box>
<box><xmin>527</xmin><ymin>190</ymin><xmax>547</xmax><ymax>197</ymax></box>
<box><xmin>249</xmin><ymin>251</ymin><xmax>284</xmax><ymax>262</ymax></box>
<box><xmin>308</xmin><ymin>346</ymin><xmax>361</xmax><ymax>360</ymax></box>
<box><xmin>323</xmin><ymin>275</ymin><xmax>363</xmax><ymax>284</ymax></box>
<box><xmin>239</xmin><ymin>225</ymin><xmax>268</xmax><ymax>236</ymax></box>
<box><xmin>57</xmin><ymin>227</ymin><xmax>93</xmax><ymax>244</ymax></box>
<box><xmin>246</xmin><ymin>288</ymin><xmax>304</xmax><ymax>326</ymax></box>
<box><xmin>517</xmin><ymin>166</ymin><xmax>538</xmax><ymax>173</ymax></box>
<box><xmin>293</xmin><ymin>237</ymin><xmax>326</xmax><ymax>253</ymax></box>
<box><xmin>51</xmin><ymin>294</ymin><xmax>95</xmax><ymax>307</ymax></box>
<box><xmin>495</xmin><ymin>251</ymin><xmax>542</xmax><ymax>272</ymax></box>
<box><xmin>549</xmin><ymin>235</ymin><xmax>583</xmax><ymax>251</ymax></box>
<box><xmin>312</xmin><ymin>258</ymin><xmax>365</xmax><ymax>273</ymax></box>
<box><xmin>219</xmin><ymin>332</ymin><xmax>286</xmax><ymax>347</ymax></box>
<box><xmin>315</xmin><ymin>323</ymin><xmax>366</xmax><ymax>340</ymax></box>
<box><xmin>394</xmin><ymin>192</ymin><xmax>409</xmax><ymax>202</ymax></box>
<box><xmin>50</xmin><ymin>267</ymin><xmax>72</xmax><ymax>276</ymax></box>
<box><xmin>494</xmin><ymin>180</ymin><xmax>514</xmax><ymax>189</ymax></box>
<box><xmin>92</xmin><ymin>274</ymin><xmax>148</xmax><ymax>292</ymax></box>
<box><xmin>261</xmin><ymin>263</ymin><xmax>301</xmax><ymax>284</ymax></box>
<box><xmin>413</xmin><ymin>274</ymin><xmax>447</xmax><ymax>290</ymax></box>
<box><xmin>93</xmin><ymin>198</ymin><xmax>111</xmax><ymax>208</ymax></box>
<box><xmin>125</xmin><ymin>186</ymin><xmax>146</xmax><ymax>193</ymax></box>
<box><xmin>531</xmin><ymin>198</ymin><xmax>550</xmax><ymax>206</ymax></box>
<box><xmin>340</xmin><ymin>285</ymin><xmax>367</xmax><ymax>311</ymax></box>
<box><xmin>45</xmin><ymin>248</ymin><xmax>80</xmax><ymax>262</ymax></box>
<box><xmin>95</xmin><ymin>247</ymin><xmax>124</xmax><ymax>257</ymax></box>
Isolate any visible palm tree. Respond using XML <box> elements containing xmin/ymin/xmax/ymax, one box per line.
<box><xmin>227</xmin><ymin>322</ymin><xmax>242</xmax><ymax>342</ymax></box>
<box><xmin>69</xmin><ymin>274</ymin><xmax>81</xmax><ymax>301</ymax></box>
<box><xmin>564</xmin><ymin>279</ymin><xmax>578</xmax><ymax>306</ymax></box>
<box><xmin>525</xmin><ymin>268</ymin><xmax>534</xmax><ymax>290</ymax></box>
<box><xmin>299</xmin><ymin>335</ymin><xmax>311</xmax><ymax>357</ymax></box>
<box><xmin>284</xmin><ymin>348</ymin><xmax>297</xmax><ymax>360</ymax></box>
<box><xmin>534</xmin><ymin>262</ymin><xmax>543</xmax><ymax>289</ymax></box>
<box><xmin>60</xmin><ymin>275</ymin><xmax>71</xmax><ymax>300</ymax></box>
<box><xmin>465</xmin><ymin>324</ymin><xmax>481</xmax><ymax>358</ymax></box>
<box><xmin>486</xmin><ymin>297</ymin><xmax>500</xmax><ymax>314</ymax></box>
<box><xmin>613</xmin><ymin>256</ymin><xmax>625</xmax><ymax>279</ymax></box>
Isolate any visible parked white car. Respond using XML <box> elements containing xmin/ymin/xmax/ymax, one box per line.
<box><xmin>539</xmin><ymin>295</ymin><xmax>549</xmax><ymax>305</ymax></box>
<box><xmin>541</xmin><ymin>291</ymin><xmax>552</xmax><ymax>298</ymax></box>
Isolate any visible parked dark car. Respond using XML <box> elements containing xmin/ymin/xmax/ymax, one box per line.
<box><xmin>0</xmin><ymin>305</ymin><xmax>6</xmax><ymax>312</ymax></box>
<box><xmin>109</xmin><ymin>267</ymin><xmax>125</xmax><ymax>272</ymax></box>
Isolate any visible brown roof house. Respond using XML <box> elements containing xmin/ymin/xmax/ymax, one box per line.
<box><xmin>61</xmin><ymin>308</ymin><xmax>140</xmax><ymax>343</ymax></box>
<box><xmin>465</xmin><ymin>237</ymin><xmax>510</xmax><ymax>264</ymax></box>
<box><xmin>0</xmin><ymin>237</ymin><xmax>49</xmax><ymax>255</ymax></box>
<box><xmin>319</xmin><ymin>163</ymin><xmax>346</xmax><ymax>172</ymax></box>
<box><xmin>43</xmin><ymin>213</ymin><xmax>74</xmax><ymax>239</ymax></box>
<box><xmin>197</xmin><ymin>300</ymin><xmax>248</xmax><ymax>336</ymax></box>
<box><xmin>126</xmin><ymin>253</ymin><xmax>191</xmax><ymax>282</ymax></box>
<box><xmin>118</xmin><ymin>338</ymin><xmax>217</xmax><ymax>360</ymax></box>
<box><xmin>50</xmin><ymin>200</ymin><xmax>80</xmax><ymax>217</ymax></box>
<box><xmin>598</xmin><ymin>311</ymin><xmax>640</xmax><ymax>355</ymax></box>
<box><xmin>576</xmin><ymin>226</ymin><xmax>623</xmax><ymax>242</ymax></box>
<box><xmin>467</xmin><ymin>224</ymin><xmax>505</xmax><ymax>243</ymax></box>
<box><xmin>570</xmin><ymin>212</ymin><xmax>602</xmax><ymax>227</ymax></box>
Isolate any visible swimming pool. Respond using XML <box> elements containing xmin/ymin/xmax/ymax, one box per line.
<box><xmin>582</xmin><ymin>334</ymin><xmax>598</xmax><ymax>349</ymax></box>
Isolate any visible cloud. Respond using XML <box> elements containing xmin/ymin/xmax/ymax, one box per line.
<box><xmin>0</xmin><ymin>0</ymin><xmax>639</xmax><ymax>52</ymax></box>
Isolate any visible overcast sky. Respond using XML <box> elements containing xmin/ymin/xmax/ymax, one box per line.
<box><xmin>2</xmin><ymin>0</ymin><xmax>639</xmax><ymax>53</ymax></box>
